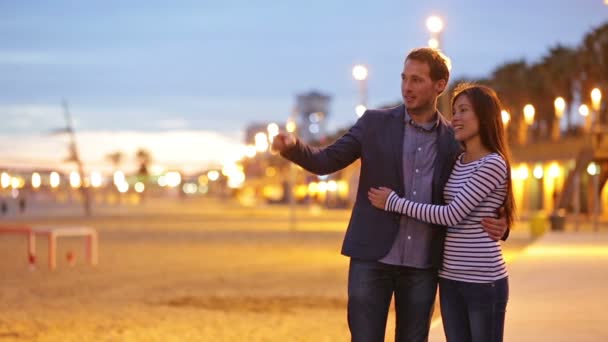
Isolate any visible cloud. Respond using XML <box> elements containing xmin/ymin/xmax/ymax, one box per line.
<box><xmin>155</xmin><ymin>118</ymin><xmax>189</xmax><ymax>129</ymax></box>
<box><xmin>0</xmin><ymin>105</ymin><xmax>66</xmax><ymax>131</ymax></box>
<box><xmin>0</xmin><ymin>129</ymin><xmax>244</xmax><ymax>174</ymax></box>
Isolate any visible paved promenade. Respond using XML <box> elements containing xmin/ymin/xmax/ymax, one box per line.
<box><xmin>430</xmin><ymin>229</ymin><xmax>608</xmax><ymax>342</ymax></box>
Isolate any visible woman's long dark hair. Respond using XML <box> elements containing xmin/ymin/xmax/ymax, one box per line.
<box><xmin>452</xmin><ymin>83</ymin><xmax>516</xmax><ymax>226</ymax></box>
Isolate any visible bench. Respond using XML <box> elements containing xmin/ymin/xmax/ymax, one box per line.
<box><xmin>34</xmin><ymin>226</ymin><xmax>98</xmax><ymax>270</ymax></box>
<box><xmin>0</xmin><ymin>225</ymin><xmax>36</xmax><ymax>264</ymax></box>
<box><xmin>1</xmin><ymin>225</ymin><xmax>98</xmax><ymax>270</ymax></box>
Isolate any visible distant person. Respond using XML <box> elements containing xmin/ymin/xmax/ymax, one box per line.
<box><xmin>272</xmin><ymin>48</ymin><xmax>509</xmax><ymax>341</ymax></box>
<box><xmin>1</xmin><ymin>200</ymin><xmax>7</xmax><ymax>215</ymax></box>
<box><xmin>18</xmin><ymin>197</ymin><xmax>26</xmax><ymax>213</ymax></box>
<box><xmin>369</xmin><ymin>84</ymin><xmax>514</xmax><ymax>342</ymax></box>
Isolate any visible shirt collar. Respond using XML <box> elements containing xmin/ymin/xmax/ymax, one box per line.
<box><xmin>404</xmin><ymin>108</ymin><xmax>439</xmax><ymax>132</ymax></box>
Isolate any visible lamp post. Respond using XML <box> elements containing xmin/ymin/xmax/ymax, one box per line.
<box><xmin>579</xmin><ymin>104</ymin><xmax>591</xmax><ymax>133</ymax></box>
<box><xmin>518</xmin><ymin>104</ymin><xmax>535</xmax><ymax>145</ymax></box>
<box><xmin>553</xmin><ymin>97</ymin><xmax>565</xmax><ymax>141</ymax></box>
<box><xmin>426</xmin><ymin>15</ymin><xmax>450</xmax><ymax>114</ymax></box>
<box><xmin>591</xmin><ymin>88</ymin><xmax>602</xmax><ymax>130</ymax></box>
<box><xmin>352</xmin><ymin>64</ymin><xmax>368</xmax><ymax>117</ymax></box>
<box><xmin>501</xmin><ymin>110</ymin><xmax>510</xmax><ymax>144</ymax></box>
<box><xmin>286</xmin><ymin>120</ymin><xmax>298</xmax><ymax>231</ymax></box>
<box><xmin>587</xmin><ymin>162</ymin><xmax>600</xmax><ymax>231</ymax></box>
<box><xmin>426</xmin><ymin>15</ymin><xmax>444</xmax><ymax>49</ymax></box>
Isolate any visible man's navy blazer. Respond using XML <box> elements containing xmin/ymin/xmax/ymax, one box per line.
<box><xmin>282</xmin><ymin>104</ymin><xmax>463</xmax><ymax>267</ymax></box>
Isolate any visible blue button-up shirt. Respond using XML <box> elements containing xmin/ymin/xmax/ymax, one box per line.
<box><xmin>380</xmin><ymin>109</ymin><xmax>439</xmax><ymax>268</ymax></box>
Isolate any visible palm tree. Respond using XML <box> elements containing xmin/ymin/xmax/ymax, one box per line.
<box><xmin>106</xmin><ymin>151</ymin><xmax>124</xmax><ymax>173</ymax></box>
<box><xmin>539</xmin><ymin>45</ymin><xmax>579</xmax><ymax>133</ymax></box>
<box><xmin>488</xmin><ymin>60</ymin><xmax>530</xmax><ymax>144</ymax></box>
<box><xmin>135</xmin><ymin>148</ymin><xmax>152</xmax><ymax>178</ymax></box>
<box><xmin>579</xmin><ymin>22</ymin><xmax>608</xmax><ymax>124</ymax></box>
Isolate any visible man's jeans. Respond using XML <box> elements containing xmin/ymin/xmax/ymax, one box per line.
<box><xmin>439</xmin><ymin>277</ymin><xmax>509</xmax><ymax>342</ymax></box>
<box><xmin>347</xmin><ymin>258</ymin><xmax>438</xmax><ymax>342</ymax></box>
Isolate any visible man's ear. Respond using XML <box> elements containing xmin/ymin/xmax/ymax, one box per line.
<box><xmin>435</xmin><ymin>79</ymin><xmax>447</xmax><ymax>94</ymax></box>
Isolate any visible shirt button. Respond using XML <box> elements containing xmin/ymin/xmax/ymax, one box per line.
<box><xmin>417</xmin><ymin>147</ymin><xmax>422</xmax><ymax>151</ymax></box>
<box><xmin>415</xmin><ymin>169</ymin><xmax>419</xmax><ymax>173</ymax></box>
<box><xmin>413</xmin><ymin>191</ymin><xmax>417</xmax><ymax>195</ymax></box>
<box><xmin>407</xmin><ymin>236</ymin><xmax>412</xmax><ymax>240</ymax></box>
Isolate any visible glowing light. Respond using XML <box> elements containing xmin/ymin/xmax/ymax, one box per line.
<box><xmin>69</xmin><ymin>171</ymin><xmax>81</xmax><ymax>188</ymax></box>
<box><xmin>428</xmin><ymin>38</ymin><xmax>439</xmax><ymax>49</ymax></box>
<box><xmin>308</xmin><ymin>182</ymin><xmax>319</xmax><ymax>195</ymax></box>
<box><xmin>533</xmin><ymin>165</ymin><xmax>544</xmax><ymax>179</ymax></box>
<box><xmin>255</xmin><ymin>132</ymin><xmax>269</xmax><ymax>152</ymax></box>
<box><xmin>327</xmin><ymin>180</ymin><xmax>338</xmax><ymax>192</ymax></box>
<box><xmin>267</xmin><ymin>122</ymin><xmax>279</xmax><ymax>142</ymax></box>
<box><xmin>265</xmin><ymin>167</ymin><xmax>277</xmax><ymax>177</ymax></box>
<box><xmin>117</xmin><ymin>182</ymin><xmax>129</xmax><ymax>193</ymax></box>
<box><xmin>113</xmin><ymin>171</ymin><xmax>126</xmax><ymax>187</ymax></box>
<box><xmin>587</xmin><ymin>162</ymin><xmax>599</xmax><ymax>176</ymax></box>
<box><xmin>11</xmin><ymin>177</ymin><xmax>23</xmax><ymax>189</ymax></box>
<box><xmin>31</xmin><ymin>172</ymin><xmax>41</xmax><ymax>189</ymax></box>
<box><xmin>157</xmin><ymin>175</ymin><xmax>167</xmax><ymax>187</ymax></box>
<box><xmin>182</xmin><ymin>183</ymin><xmax>198</xmax><ymax>194</ymax></box>
<box><xmin>286</xmin><ymin>120</ymin><xmax>297</xmax><ymax>133</ymax></box>
<box><xmin>579</xmin><ymin>104</ymin><xmax>590</xmax><ymax>117</ymax></box>
<box><xmin>554</xmin><ymin>97</ymin><xmax>565</xmax><ymax>117</ymax></box>
<box><xmin>244</xmin><ymin>145</ymin><xmax>257</xmax><ymax>158</ymax></box>
<box><xmin>227</xmin><ymin>171</ymin><xmax>245</xmax><ymax>189</ymax></box>
<box><xmin>512</xmin><ymin>165</ymin><xmax>529</xmax><ymax>180</ymax></box>
<box><xmin>90</xmin><ymin>171</ymin><xmax>103</xmax><ymax>188</ymax></box>
<box><xmin>1</xmin><ymin>172</ymin><xmax>10</xmax><ymax>189</ymax></box>
<box><xmin>426</xmin><ymin>16</ymin><xmax>444</xmax><ymax>33</ymax></box>
<box><xmin>548</xmin><ymin>163</ymin><xmax>561</xmax><ymax>179</ymax></box>
<box><xmin>356</xmin><ymin>105</ymin><xmax>367</xmax><ymax>117</ymax></box>
<box><xmin>352</xmin><ymin>65</ymin><xmax>368</xmax><ymax>81</ymax></box>
<box><xmin>134</xmin><ymin>182</ymin><xmax>145</xmax><ymax>193</ymax></box>
<box><xmin>591</xmin><ymin>88</ymin><xmax>602</xmax><ymax>111</ymax></box>
<box><xmin>523</xmin><ymin>104</ymin><xmax>535</xmax><ymax>125</ymax></box>
<box><xmin>165</xmin><ymin>171</ymin><xmax>182</xmax><ymax>188</ymax></box>
<box><xmin>317</xmin><ymin>181</ymin><xmax>328</xmax><ymax>194</ymax></box>
<box><xmin>207</xmin><ymin>170</ymin><xmax>220</xmax><ymax>181</ymax></box>
<box><xmin>501</xmin><ymin>110</ymin><xmax>510</xmax><ymax>125</ymax></box>
<box><xmin>50</xmin><ymin>172</ymin><xmax>60</xmax><ymax>188</ymax></box>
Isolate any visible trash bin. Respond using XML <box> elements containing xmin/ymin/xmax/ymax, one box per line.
<box><xmin>530</xmin><ymin>211</ymin><xmax>548</xmax><ymax>238</ymax></box>
<box><xmin>549</xmin><ymin>209</ymin><xmax>566</xmax><ymax>231</ymax></box>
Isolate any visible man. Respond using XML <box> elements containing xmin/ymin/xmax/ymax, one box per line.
<box><xmin>272</xmin><ymin>48</ymin><xmax>508</xmax><ymax>341</ymax></box>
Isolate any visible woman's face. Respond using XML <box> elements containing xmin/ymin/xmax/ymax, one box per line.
<box><xmin>452</xmin><ymin>94</ymin><xmax>480</xmax><ymax>143</ymax></box>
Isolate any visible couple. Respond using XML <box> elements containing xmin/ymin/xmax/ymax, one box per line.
<box><xmin>272</xmin><ymin>47</ymin><xmax>513</xmax><ymax>342</ymax></box>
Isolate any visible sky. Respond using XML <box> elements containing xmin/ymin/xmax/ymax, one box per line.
<box><xmin>1</xmin><ymin>0</ymin><xmax>607</xmax><ymax>173</ymax></box>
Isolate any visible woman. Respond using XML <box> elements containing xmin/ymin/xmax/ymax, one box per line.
<box><xmin>368</xmin><ymin>83</ymin><xmax>515</xmax><ymax>342</ymax></box>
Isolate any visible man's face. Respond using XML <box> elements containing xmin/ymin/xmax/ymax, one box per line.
<box><xmin>401</xmin><ymin>59</ymin><xmax>446</xmax><ymax>113</ymax></box>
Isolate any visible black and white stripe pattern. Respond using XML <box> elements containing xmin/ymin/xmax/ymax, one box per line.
<box><xmin>385</xmin><ymin>153</ymin><xmax>508</xmax><ymax>283</ymax></box>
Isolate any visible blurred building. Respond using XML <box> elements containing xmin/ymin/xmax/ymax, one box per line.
<box><xmin>295</xmin><ymin>91</ymin><xmax>331</xmax><ymax>143</ymax></box>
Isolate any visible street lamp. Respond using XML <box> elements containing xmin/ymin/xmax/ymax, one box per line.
<box><xmin>501</xmin><ymin>110</ymin><xmax>511</xmax><ymax>126</ymax></box>
<box><xmin>267</xmin><ymin>122</ymin><xmax>279</xmax><ymax>144</ymax></box>
<box><xmin>501</xmin><ymin>110</ymin><xmax>510</xmax><ymax>144</ymax></box>
<box><xmin>579</xmin><ymin>104</ymin><xmax>591</xmax><ymax>132</ymax></box>
<box><xmin>352</xmin><ymin>64</ymin><xmax>368</xmax><ymax>117</ymax></box>
<box><xmin>587</xmin><ymin>162</ymin><xmax>601</xmax><ymax>231</ymax></box>
<box><xmin>553</xmin><ymin>97</ymin><xmax>566</xmax><ymax>141</ymax></box>
<box><xmin>523</xmin><ymin>104</ymin><xmax>535</xmax><ymax>125</ymax></box>
<box><xmin>591</xmin><ymin>88</ymin><xmax>602</xmax><ymax>131</ymax></box>
<box><xmin>517</xmin><ymin>104</ymin><xmax>535</xmax><ymax>145</ymax></box>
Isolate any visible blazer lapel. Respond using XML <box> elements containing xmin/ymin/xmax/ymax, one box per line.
<box><xmin>389</xmin><ymin>105</ymin><xmax>406</xmax><ymax>194</ymax></box>
<box><xmin>433</xmin><ymin>114</ymin><xmax>460</xmax><ymax>203</ymax></box>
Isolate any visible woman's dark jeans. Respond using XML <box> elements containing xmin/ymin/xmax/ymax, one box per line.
<box><xmin>439</xmin><ymin>277</ymin><xmax>509</xmax><ymax>342</ymax></box>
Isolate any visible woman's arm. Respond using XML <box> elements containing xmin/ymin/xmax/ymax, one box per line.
<box><xmin>368</xmin><ymin>156</ymin><xmax>507</xmax><ymax>227</ymax></box>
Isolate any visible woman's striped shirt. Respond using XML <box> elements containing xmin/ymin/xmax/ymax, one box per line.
<box><xmin>384</xmin><ymin>152</ymin><xmax>508</xmax><ymax>283</ymax></box>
